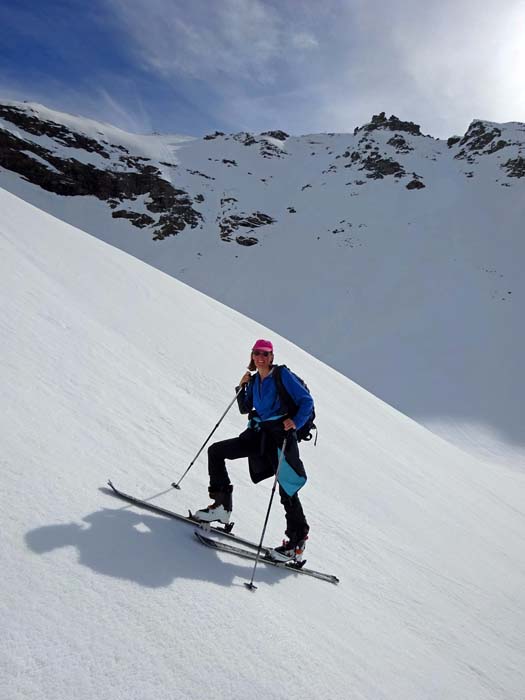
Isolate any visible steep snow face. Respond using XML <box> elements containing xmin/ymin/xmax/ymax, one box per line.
<box><xmin>2</xmin><ymin>187</ymin><xmax>525</xmax><ymax>700</ymax></box>
<box><xmin>1</xmin><ymin>102</ymin><xmax>524</xmax><ymax>466</ymax></box>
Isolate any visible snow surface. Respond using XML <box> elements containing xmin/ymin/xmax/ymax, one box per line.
<box><xmin>2</xmin><ymin>188</ymin><xmax>525</xmax><ymax>700</ymax></box>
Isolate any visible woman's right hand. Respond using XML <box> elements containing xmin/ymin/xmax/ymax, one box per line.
<box><xmin>239</xmin><ymin>371</ymin><xmax>252</xmax><ymax>386</ymax></box>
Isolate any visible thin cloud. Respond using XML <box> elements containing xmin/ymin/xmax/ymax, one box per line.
<box><xmin>220</xmin><ymin>0</ymin><xmax>525</xmax><ymax>136</ymax></box>
<box><xmin>0</xmin><ymin>76</ymin><xmax>152</xmax><ymax>134</ymax></box>
<box><xmin>385</xmin><ymin>0</ymin><xmax>525</xmax><ymax>129</ymax></box>
<box><xmin>104</xmin><ymin>0</ymin><xmax>525</xmax><ymax>136</ymax></box>
<box><xmin>2</xmin><ymin>0</ymin><xmax>524</xmax><ymax>137</ymax></box>
<box><xmin>108</xmin><ymin>0</ymin><xmax>320</xmax><ymax>84</ymax></box>
<box><xmin>291</xmin><ymin>33</ymin><xmax>319</xmax><ymax>50</ymax></box>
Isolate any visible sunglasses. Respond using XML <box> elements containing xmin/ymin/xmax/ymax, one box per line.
<box><xmin>252</xmin><ymin>350</ymin><xmax>271</xmax><ymax>357</ymax></box>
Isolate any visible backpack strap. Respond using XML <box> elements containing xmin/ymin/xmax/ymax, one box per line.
<box><xmin>272</xmin><ymin>364</ymin><xmax>296</xmax><ymax>418</ymax></box>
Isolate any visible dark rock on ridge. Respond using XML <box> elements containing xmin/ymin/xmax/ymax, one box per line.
<box><xmin>0</xmin><ymin>104</ymin><xmax>111</xmax><ymax>158</ymax></box>
<box><xmin>261</xmin><ymin>130</ymin><xmax>289</xmax><ymax>141</ymax></box>
<box><xmin>455</xmin><ymin>121</ymin><xmax>510</xmax><ymax>161</ymax></box>
<box><xmin>502</xmin><ymin>157</ymin><xmax>525</xmax><ymax>178</ymax></box>
<box><xmin>0</xmin><ymin>116</ymin><xmax>202</xmax><ymax>240</ymax></box>
<box><xmin>355</xmin><ymin>112</ymin><xmax>422</xmax><ymax>137</ymax></box>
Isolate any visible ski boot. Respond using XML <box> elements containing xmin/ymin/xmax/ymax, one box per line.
<box><xmin>192</xmin><ymin>485</ymin><xmax>233</xmax><ymax>525</ymax></box>
<box><xmin>269</xmin><ymin>528</ymin><xmax>309</xmax><ymax>563</ymax></box>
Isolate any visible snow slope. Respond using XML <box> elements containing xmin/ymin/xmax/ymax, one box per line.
<box><xmin>2</xmin><ymin>188</ymin><xmax>525</xmax><ymax>700</ymax></box>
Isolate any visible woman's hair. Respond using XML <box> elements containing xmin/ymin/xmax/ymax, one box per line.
<box><xmin>248</xmin><ymin>351</ymin><xmax>274</xmax><ymax>371</ymax></box>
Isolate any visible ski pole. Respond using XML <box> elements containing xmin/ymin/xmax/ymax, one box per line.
<box><xmin>172</xmin><ymin>385</ymin><xmax>246</xmax><ymax>490</ymax></box>
<box><xmin>245</xmin><ymin>434</ymin><xmax>289</xmax><ymax>591</ymax></box>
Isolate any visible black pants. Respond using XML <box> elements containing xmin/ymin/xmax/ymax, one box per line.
<box><xmin>207</xmin><ymin>427</ymin><xmax>309</xmax><ymax>538</ymax></box>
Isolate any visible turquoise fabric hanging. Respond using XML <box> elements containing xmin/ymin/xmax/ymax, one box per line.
<box><xmin>277</xmin><ymin>448</ymin><xmax>307</xmax><ymax>496</ymax></box>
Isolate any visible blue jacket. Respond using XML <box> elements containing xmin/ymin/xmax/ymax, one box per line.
<box><xmin>238</xmin><ymin>366</ymin><xmax>314</xmax><ymax>430</ymax></box>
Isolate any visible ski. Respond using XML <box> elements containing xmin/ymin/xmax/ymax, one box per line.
<box><xmin>105</xmin><ymin>480</ymin><xmax>270</xmax><ymax>553</ymax></box>
<box><xmin>194</xmin><ymin>531</ymin><xmax>340</xmax><ymax>585</ymax></box>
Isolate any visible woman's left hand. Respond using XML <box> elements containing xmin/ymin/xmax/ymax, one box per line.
<box><xmin>283</xmin><ymin>418</ymin><xmax>296</xmax><ymax>432</ymax></box>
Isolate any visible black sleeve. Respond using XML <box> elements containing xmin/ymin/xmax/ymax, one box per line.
<box><xmin>236</xmin><ymin>382</ymin><xmax>252</xmax><ymax>414</ymax></box>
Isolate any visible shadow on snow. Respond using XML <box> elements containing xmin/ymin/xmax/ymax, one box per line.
<box><xmin>24</xmin><ymin>488</ymin><xmax>289</xmax><ymax>590</ymax></box>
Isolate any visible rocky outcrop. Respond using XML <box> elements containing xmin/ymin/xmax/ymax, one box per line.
<box><xmin>359</xmin><ymin>153</ymin><xmax>405</xmax><ymax>179</ymax></box>
<box><xmin>0</xmin><ymin>104</ymin><xmax>112</xmax><ymax>157</ymax></box>
<box><xmin>261</xmin><ymin>130</ymin><xmax>289</xmax><ymax>141</ymax></box>
<box><xmin>344</xmin><ymin>141</ymin><xmax>405</xmax><ymax>179</ymax></box>
<box><xmin>502</xmin><ymin>157</ymin><xmax>525</xmax><ymax>178</ymax></box>
<box><xmin>0</xmin><ymin>109</ymin><xmax>202</xmax><ymax>240</ymax></box>
<box><xmin>230</xmin><ymin>131</ymin><xmax>286</xmax><ymax>158</ymax></box>
<box><xmin>233</xmin><ymin>132</ymin><xmax>257</xmax><ymax>146</ymax></box>
<box><xmin>406</xmin><ymin>178</ymin><xmax>426</xmax><ymax>190</ymax></box>
<box><xmin>338</xmin><ymin>125</ymin><xmax>408</xmax><ymax>181</ymax></box>
<box><xmin>455</xmin><ymin>121</ymin><xmax>510</xmax><ymax>162</ymax></box>
<box><xmin>387</xmin><ymin>135</ymin><xmax>414</xmax><ymax>153</ymax></box>
<box><xmin>235</xmin><ymin>235</ymin><xmax>259</xmax><ymax>246</ymax></box>
<box><xmin>111</xmin><ymin>211</ymin><xmax>155</xmax><ymax>227</ymax></box>
<box><xmin>218</xmin><ymin>211</ymin><xmax>275</xmax><ymax>242</ymax></box>
<box><xmin>260</xmin><ymin>141</ymin><xmax>286</xmax><ymax>159</ymax></box>
<box><xmin>355</xmin><ymin>112</ymin><xmax>421</xmax><ymax>137</ymax></box>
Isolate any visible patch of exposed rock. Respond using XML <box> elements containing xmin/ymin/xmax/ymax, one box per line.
<box><xmin>261</xmin><ymin>130</ymin><xmax>289</xmax><ymax>141</ymax></box>
<box><xmin>358</xmin><ymin>152</ymin><xmax>405</xmax><ymax>179</ymax></box>
<box><xmin>0</xmin><ymin>104</ymin><xmax>112</xmax><ymax>158</ymax></box>
<box><xmin>0</xmin><ymin>121</ymin><xmax>202</xmax><ymax>240</ymax></box>
<box><xmin>203</xmin><ymin>131</ymin><xmax>225</xmax><ymax>140</ymax></box>
<box><xmin>219</xmin><ymin>211</ymin><xmax>275</xmax><ymax>242</ymax></box>
<box><xmin>387</xmin><ymin>135</ymin><xmax>414</xmax><ymax>153</ymax></box>
<box><xmin>455</xmin><ymin>121</ymin><xmax>510</xmax><ymax>162</ymax></box>
<box><xmin>112</xmin><ymin>211</ymin><xmax>155</xmax><ymax>227</ymax></box>
<box><xmin>229</xmin><ymin>130</ymin><xmax>286</xmax><ymax>158</ymax></box>
<box><xmin>406</xmin><ymin>178</ymin><xmax>426</xmax><ymax>190</ymax></box>
<box><xmin>233</xmin><ymin>132</ymin><xmax>257</xmax><ymax>146</ymax></box>
<box><xmin>355</xmin><ymin>112</ymin><xmax>421</xmax><ymax>137</ymax></box>
<box><xmin>502</xmin><ymin>156</ymin><xmax>525</xmax><ymax>178</ymax></box>
<box><xmin>260</xmin><ymin>141</ymin><xmax>286</xmax><ymax>159</ymax></box>
<box><xmin>236</xmin><ymin>235</ymin><xmax>259</xmax><ymax>246</ymax></box>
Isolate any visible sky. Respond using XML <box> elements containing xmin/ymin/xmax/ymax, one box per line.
<box><xmin>1</xmin><ymin>0</ymin><xmax>525</xmax><ymax>138</ymax></box>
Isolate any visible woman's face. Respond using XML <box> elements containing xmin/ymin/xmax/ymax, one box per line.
<box><xmin>252</xmin><ymin>349</ymin><xmax>273</xmax><ymax>371</ymax></box>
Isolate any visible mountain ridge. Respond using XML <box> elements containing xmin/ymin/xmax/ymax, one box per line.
<box><xmin>2</xmin><ymin>100</ymin><xmax>524</xmax><ymax>244</ymax></box>
<box><xmin>1</xmin><ymin>99</ymin><xmax>523</xmax><ymax>466</ymax></box>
